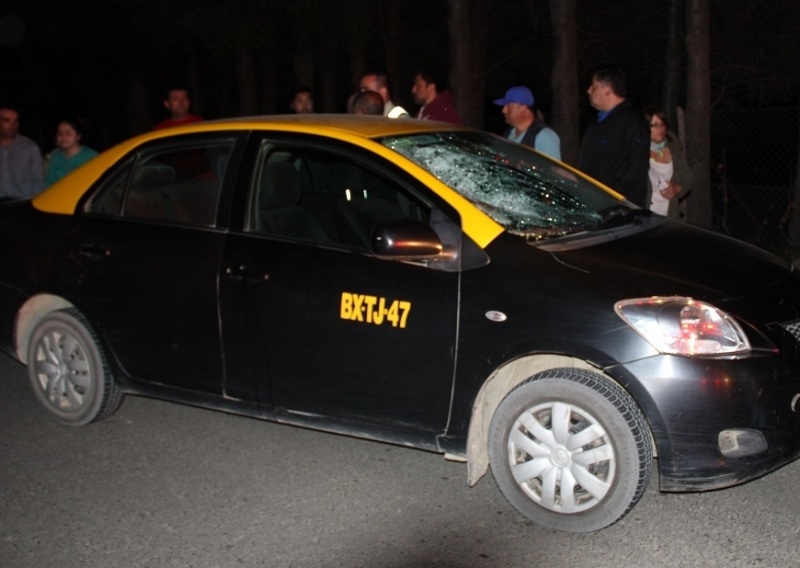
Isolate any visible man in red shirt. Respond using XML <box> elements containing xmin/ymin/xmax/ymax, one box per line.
<box><xmin>411</xmin><ymin>69</ymin><xmax>461</xmax><ymax>125</ymax></box>
<box><xmin>154</xmin><ymin>87</ymin><xmax>203</xmax><ymax>130</ymax></box>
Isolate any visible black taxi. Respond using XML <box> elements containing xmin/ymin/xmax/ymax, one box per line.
<box><xmin>2</xmin><ymin>115</ymin><xmax>800</xmax><ymax>532</ymax></box>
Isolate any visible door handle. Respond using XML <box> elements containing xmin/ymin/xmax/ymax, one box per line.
<box><xmin>226</xmin><ymin>262</ymin><xmax>270</xmax><ymax>283</ymax></box>
<box><xmin>76</xmin><ymin>243</ymin><xmax>110</xmax><ymax>260</ymax></box>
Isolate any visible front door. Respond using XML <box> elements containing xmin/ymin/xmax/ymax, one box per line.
<box><xmin>220</xmin><ymin>136</ymin><xmax>461</xmax><ymax>433</ymax></box>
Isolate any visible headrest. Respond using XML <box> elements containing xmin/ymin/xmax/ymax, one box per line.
<box><xmin>131</xmin><ymin>163</ymin><xmax>176</xmax><ymax>192</ymax></box>
<box><xmin>260</xmin><ymin>162</ymin><xmax>302</xmax><ymax>209</ymax></box>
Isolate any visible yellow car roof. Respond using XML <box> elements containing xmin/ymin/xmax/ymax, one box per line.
<box><xmin>33</xmin><ymin>115</ymin><xmax>504</xmax><ymax>248</ymax></box>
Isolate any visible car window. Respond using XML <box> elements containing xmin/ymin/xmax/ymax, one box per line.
<box><xmin>249</xmin><ymin>142</ymin><xmax>430</xmax><ymax>249</ymax></box>
<box><xmin>84</xmin><ymin>158</ymin><xmax>134</xmax><ymax>216</ymax></box>
<box><xmin>85</xmin><ymin>138</ymin><xmax>235</xmax><ymax>227</ymax></box>
<box><xmin>382</xmin><ymin>131</ymin><xmax>632</xmax><ymax>241</ymax></box>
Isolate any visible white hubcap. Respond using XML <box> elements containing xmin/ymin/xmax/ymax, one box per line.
<box><xmin>507</xmin><ymin>401</ymin><xmax>615</xmax><ymax>514</ymax></box>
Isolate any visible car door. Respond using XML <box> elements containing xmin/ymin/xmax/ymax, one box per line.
<box><xmin>219</xmin><ymin>135</ymin><xmax>461</xmax><ymax>434</ymax></box>
<box><xmin>70</xmin><ymin>134</ymin><xmax>242</xmax><ymax>394</ymax></box>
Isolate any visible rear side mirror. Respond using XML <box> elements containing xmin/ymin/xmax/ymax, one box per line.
<box><xmin>371</xmin><ymin>221</ymin><xmax>444</xmax><ymax>259</ymax></box>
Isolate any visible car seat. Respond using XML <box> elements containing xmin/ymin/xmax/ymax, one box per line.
<box><xmin>258</xmin><ymin>162</ymin><xmax>330</xmax><ymax>242</ymax></box>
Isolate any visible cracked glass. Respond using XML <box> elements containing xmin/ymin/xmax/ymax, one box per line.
<box><xmin>382</xmin><ymin>131</ymin><xmax>636</xmax><ymax>241</ymax></box>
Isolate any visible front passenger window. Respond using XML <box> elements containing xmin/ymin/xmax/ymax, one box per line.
<box><xmin>250</xmin><ymin>143</ymin><xmax>430</xmax><ymax>250</ymax></box>
<box><xmin>254</xmin><ymin>161</ymin><xmax>332</xmax><ymax>242</ymax></box>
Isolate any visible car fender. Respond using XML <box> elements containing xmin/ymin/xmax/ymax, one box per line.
<box><xmin>464</xmin><ymin>353</ymin><xmax>658</xmax><ymax>487</ymax></box>
<box><xmin>14</xmin><ymin>294</ymin><xmax>74</xmax><ymax>364</ymax></box>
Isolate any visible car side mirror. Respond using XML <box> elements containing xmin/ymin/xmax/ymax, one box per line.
<box><xmin>371</xmin><ymin>221</ymin><xmax>444</xmax><ymax>259</ymax></box>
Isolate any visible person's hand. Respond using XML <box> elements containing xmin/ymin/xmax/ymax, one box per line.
<box><xmin>660</xmin><ymin>182</ymin><xmax>681</xmax><ymax>200</ymax></box>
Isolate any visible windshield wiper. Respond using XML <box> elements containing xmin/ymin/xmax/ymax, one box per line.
<box><xmin>513</xmin><ymin>226</ymin><xmax>579</xmax><ymax>241</ymax></box>
<box><xmin>598</xmin><ymin>206</ymin><xmax>649</xmax><ymax>229</ymax></box>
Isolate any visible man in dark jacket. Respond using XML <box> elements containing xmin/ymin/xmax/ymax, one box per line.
<box><xmin>579</xmin><ymin>68</ymin><xmax>650</xmax><ymax>208</ymax></box>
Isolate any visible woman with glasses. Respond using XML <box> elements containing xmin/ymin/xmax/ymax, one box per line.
<box><xmin>645</xmin><ymin>107</ymin><xmax>692</xmax><ymax>218</ymax></box>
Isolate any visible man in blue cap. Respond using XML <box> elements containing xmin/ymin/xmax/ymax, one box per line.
<box><xmin>494</xmin><ymin>86</ymin><xmax>561</xmax><ymax>160</ymax></box>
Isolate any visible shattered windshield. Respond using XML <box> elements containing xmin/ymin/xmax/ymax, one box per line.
<box><xmin>381</xmin><ymin>131</ymin><xmax>634</xmax><ymax>240</ymax></box>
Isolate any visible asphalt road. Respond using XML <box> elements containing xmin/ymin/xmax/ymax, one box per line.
<box><xmin>2</xmin><ymin>352</ymin><xmax>800</xmax><ymax>568</ymax></box>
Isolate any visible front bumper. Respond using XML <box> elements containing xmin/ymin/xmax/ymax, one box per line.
<box><xmin>617</xmin><ymin>350</ymin><xmax>800</xmax><ymax>492</ymax></box>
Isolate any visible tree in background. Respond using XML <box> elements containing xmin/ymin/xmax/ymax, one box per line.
<box><xmin>4</xmin><ymin>0</ymin><xmax>800</xmax><ymax>247</ymax></box>
<box><xmin>685</xmin><ymin>0</ymin><xmax>713</xmax><ymax>227</ymax></box>
<box><xmin>661</xmin><ymin>0</ymin><xmax>686</xmax><ymax>134</ymax></box>
<box><xmin>548</xmin><ymin>0</ymin><xmax>579</xmax><ymax>165</ymax></box>
<box><xmin>448</xmin><ymin>0</ymin><xmax>488</xmax><ymax>128</ymax></box>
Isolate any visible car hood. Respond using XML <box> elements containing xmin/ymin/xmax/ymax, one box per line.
<box><xmin>545</xmin><ymin>220</ymin><xmax>792</xmax><ymax>302</ymax></box>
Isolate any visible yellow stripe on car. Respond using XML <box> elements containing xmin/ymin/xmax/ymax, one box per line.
<box><xmin>32</xmin><ymin>116</ymin><xmax>505</xmax><ymax>248</ymax></box>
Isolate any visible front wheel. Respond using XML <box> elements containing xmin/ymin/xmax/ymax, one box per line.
<box><xmin>27</xmin><ymin>309</ymin><xmax>123</xmax><ymax>426</ymax></box>
<box><xmin>488</xmin><ymin>368</ymin><xmax>652</xmax><ymax>532</ymax></box>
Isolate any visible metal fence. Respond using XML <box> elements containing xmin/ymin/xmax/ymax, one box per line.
<box><xmin>709</xmin><ymin>108</ymin><xmax>799</xmax><ymax>261</ymax></box>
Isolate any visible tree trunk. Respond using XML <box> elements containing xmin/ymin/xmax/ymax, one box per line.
<box><xmin>317</xmin><ymin>33</ymin><xmax>339</xmax><ymax>112</ymax></box>
<box><xmin>685</xmin><ymin>0</ymin><xmax>712</xmax><ymax>228</ymax></box>
<box><xmin>469</xmin><ymin>0</ymin><xmax>488</xmax><ymax>129</ymax></box>
<box><xmin>293</xmin><ymin>31</ymin><xmax>315</xmax><ymax>91</ymax></box>
<box><xmin>258</xmin><ymin>49</ymin><xmax>279</xmax><ymax>115</ymax></box>
<box><xmin>236</xmin><ymin>47</ymin><xmax>258</xmax><ymax>117</ymax></box>
<box><xmin>344</xmin><ymin>0</ymin><xmax>369</xmax><ymax>97</ymax></box>
<box><xmin>127</xmin><ymin>65</ymin><xmax>151</xmax><ymax>135</ymax></box>
<box><xmin>382</xmin><ymin>1</ymin><xmax>404</xmax><ymax>108</ymax></box>
<box><xmin>785</xmin><ymin>99</ymin><xmax>800</xmax><ymax>253</ymax></box>
<box><xmin>448</xmin><ymin>0</ymin><xmax>487</xmax><ymax>128</ymax></box>
<box><xmin>549</xmin><ymin>0</ymin><xmax>579</xmax><ymax>165</ymax></box>
<box><xmin>662</xmin><ymin>0</ymin><xmax>684</xmax><ymax>131</ymax></box>
<box><xmin>188</xmin><ymin>52</ymin><xmax>204</xmax><ymax>119</ymax></box>
<box><xmin>448</xmin><ymin>0</ymin><xmax>469</xmax><ymax>125</ymax></box>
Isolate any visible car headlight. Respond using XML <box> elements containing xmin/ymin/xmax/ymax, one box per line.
<box><xmin>615</xmin><ymin>296</ymin><xmax>751</xmax><ymax>356</ymax></box>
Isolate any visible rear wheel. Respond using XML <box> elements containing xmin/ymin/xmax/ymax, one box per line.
<box><xmin>488</xmin><ymin>368</ymin><xmax>652</xmax><ymax>532</ymax></box>
<box><xmin>27</xmin><ymin>309</ymin><xmax>123</xmax><ymax>426</ymax></box>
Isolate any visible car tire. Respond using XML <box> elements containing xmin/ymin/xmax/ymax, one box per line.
<box><xmin>488</xmin><ymin>368</ymin><xmax>652</xmax><ymax>532</ymax></box>
<box><xmin>27</xmin><ymin>308</ymin><xmax>123</xmax><ymax>426</ymax></box>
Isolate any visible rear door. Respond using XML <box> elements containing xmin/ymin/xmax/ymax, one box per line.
<box><xmin>70</xmin><ymin>133</ymin><xmax>242</xmax><ymax>394</ymax></box>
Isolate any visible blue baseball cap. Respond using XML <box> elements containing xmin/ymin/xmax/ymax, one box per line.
<box><xmin>493</xmin><ymin>86</ymin><xmax>534</xmax><ymax>107</ymax></box>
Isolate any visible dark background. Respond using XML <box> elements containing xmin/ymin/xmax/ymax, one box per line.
<box><xmin>3</xmin><ymin>0</ymin><xmax>799</xmax><ymax>153</ymax></box>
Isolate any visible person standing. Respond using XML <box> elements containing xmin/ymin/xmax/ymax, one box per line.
<box><xmin>154</xmin><ymin>87</ymin><xmax>204</xmax><ymax>130</ymax></box>
<box><xmin>350</xmin><ymin>90</ymin><xmax>385</xmax><ymax>116</ymax></box>
<box><xmin>578</xmin><ymin>68</ymin><xmax>650</xmax><ymax>208</ymax></box>
<box><xmin>494</xmin><ymin>86</ymin><xmax>561</xmax><ymax>160</ymax></box>
<box><xmin>0</xmin><ymin>105</ymin><xmax>44</xmax><ymax>200</ymax></box>
<box><xmin>645</xmin><ymin>107</ymin><xmax>692</xmax><ymax>218</ymax></box>
<box><xmin>359</xmin><ymin>71</ymin><xmax>408</xmax><ymax>118</ymax></box>
<box><xmin>289</xmin><ymin>86</ymin><xmax>315</xmax><ymax>114</ymax></box>
<box><xmin>411</xmin><ymin>68</ymin><xmax>461</xmax><ymax>125</ymax></box>
<box><xmin>44</xmin><ymin>119</ymin><xmax>98</xmax><ymax>187</ymax></box>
